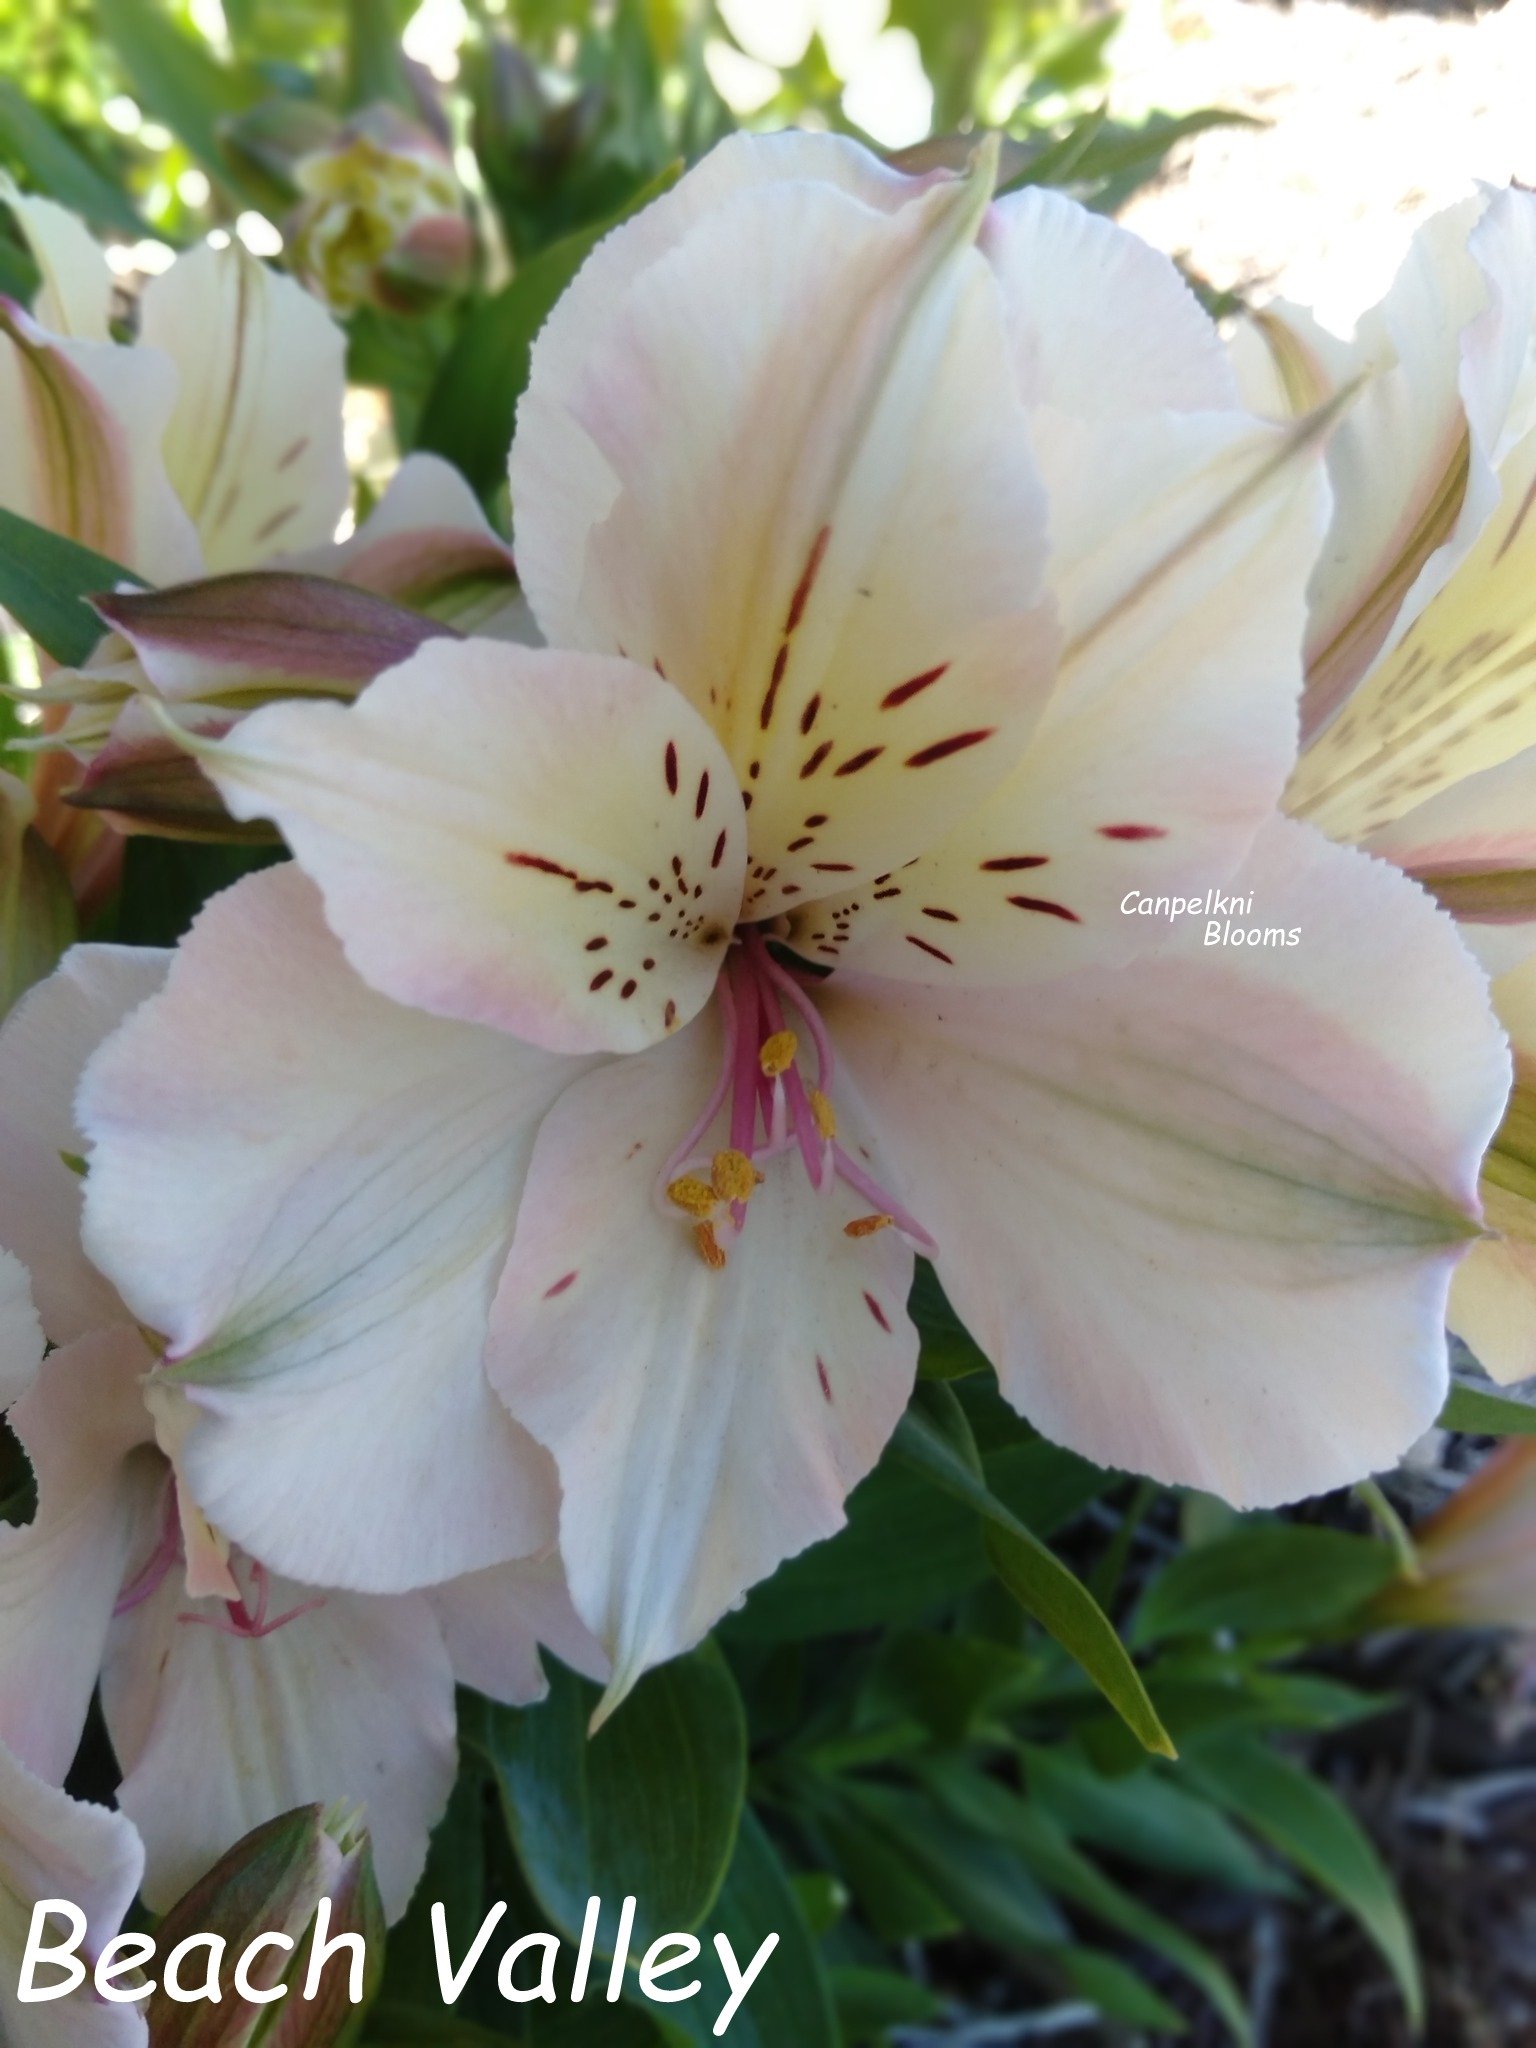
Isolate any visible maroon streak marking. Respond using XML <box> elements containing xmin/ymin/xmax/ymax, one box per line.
<box><xmin>907</xmin><ymin>728</ymin><xmax>995</xmax><ymax>768</ymax></box>
<box><xmin>881</xmin><ymin>662</ymin><xmax>949</xmax><ymax>709</ymax></box>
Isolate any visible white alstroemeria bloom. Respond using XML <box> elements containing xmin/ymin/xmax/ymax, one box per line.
<box><xmin>0</xmin><ymin>951</ymin><xmax>594</xmax><ymax>1919</ymax></box>
<box><xmin>0</xmin><ymin>1739</ymin><xmax>148</xmax><ymax>2048</ymax></box>
<box><xmin>1</xmin><ymin>193</ymin><xmax>528</xmax><ymax>769</ymax></box>
<box><xmin>1236</xmin><ymin>186</ymin><xmax>1536</xmax><ymax>1384</ymax></box>
<box><xmin>79</xmin><ymin>135</ymin><xmax>1509</xmax><ymax>1709</ymax></box>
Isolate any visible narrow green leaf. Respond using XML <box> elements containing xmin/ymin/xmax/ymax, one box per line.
<box><xmin>1185</xmin><ymin>1734</ymin><xmax>1422</xmax><ymax>2026</ymax></box>
<box><xmin>1439</xmin><ymin>1380</ymin><xmax>1536</xmax><ymax>1435</ymax></box>
<box><xmin>481</xmin><ymin>1649</ymin><xmax>746</xmax><ymax>1960</ymax></box>
<box><xmin>1057</xmin><ymin>1945</ymin><xmax>1188</xmax><ymax>2032</ymax></box>
<box><xmin>1135</xmin><ymin>1523</ymin><xmax>1398</xmax><ymax>1645</ymax></box>
<box><xmin>1025</xmin><ymin>1745</ymin><xmax>1293</xmax><ymax>1897</ymax></box>
<box><xmin>924</xmin><ymin>1760</ymin><xmax>1253</xmax><ymax>2046</ymax></box>
<box><xmin>416</xmin><ymin>166</ymin><xmax>680</xmax><ymax>498</ymax></box>
<box><xmin>93</xmin><ymin>0</ymin><xmax>264</xmax><ymax>192</ymax></box>
<box><xmin>892</xmin><ymin>1405</ymin><xmax>1175</xmax><ymax>1757</ymax></box>
<box><xmin>0</xmin><ymin>506</ymin><xmax>142</xmax><ymax>666</ymax></box>
<box><xmin>0</xmin><ymin>83</ymin><xmax>148</xmax><ymax>238</ymax></box>
<box><xmin>347</xmin><ymin>0</ymin><xmax>417</xmax><ymax>111</ymax></box>
<box><xmin>830</xmin><ymin>1963</ymin><xmax>943</xmax><ymax>2039</ymax></box>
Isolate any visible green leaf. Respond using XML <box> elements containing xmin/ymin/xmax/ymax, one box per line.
<box><xmin>93</xmin><ymin>0</ymin><xmax>264</xmax><ymax>192</ymax></box>
<box><xmin>1134</xmin><ymin>1523</ymin><xmax>1398</xmax><ymax>1645</ymax></box>
<box><xmin>727</xmin><ymin>1432</ymin><xmax>1104</xmax><ymax>1644</ymax></box>
<box><xmin>481</xmin><ymin>1649</ymin><xmax>746</xmax><ymax>1961</ymax></box>
<box><xmin>0</xmin><ymin>83</ymin><xmax>148</xmax><ymax>238</ymax></box>
<box><xmin>838</xmin><ymin>1781</ymin><xmax>1068</xmax><ymax>1952</ymax></box>
<box><xmin>649</xmin><ymin>1808</ymin><xmax>838</xmax><ymax>2048</ymax></box>
<box><xmin>831</xmin><ymin>1963</ymin><xmax>944</xmax><ymax>2041</ymax></box>
<box><xmin>365</xmin><ymin>2008</ymin><xmax>535</xmax><ymax>2047</ymax></box>
<box><xmin>892</xmin><ymin>1403</ymin><xmax>1175</xmax><ymax>1757</ymax></box>
<box><xmin>924</xmin><ymin>1760</ymin><xmax>1253</xmax><ymax>2046</ymax></box>
<box><xmin>1026</xmin><ymin>1744</ymin><xmax>1293</xmax><ymax>1897</ymax></box>
<box><xmin>417</xmin><ymin>165</ymin><xmax>680</xmax><ymax>498</ymax></box>
<box><xmin>0</xmin><ymin>507</ymin><xmax>142</xmax><ymax>666</ymax></box>
<box><xmin>1057</xmin><ymin>1945</ymin><xmax>1188</xmax><ymax>2032</ymax></box>
<box><xmin>1185</xmin><ymin>1734</ymin><xmax>1422</xmax><ymax>2026</ymax></box>
<box><xmin>1439</xmin><ymin>1379</ymin><xmax>1536</xmax><ymax>1435</ymax></box>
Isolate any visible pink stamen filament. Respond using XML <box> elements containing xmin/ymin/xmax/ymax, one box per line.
<box><xmin>659</xmin><ymin>924</ymin><xmax>934</xmax><ymax>1255</ymax></box>
<box><xmin>113</xmin><ymin>1483</ymin><xmax>181</xmax><ymax>1617</ymax></box>
<box><xmin>178</xmin><ymin>1559</ymin><xmax>327</xmax><ymax>1641</ymax></box>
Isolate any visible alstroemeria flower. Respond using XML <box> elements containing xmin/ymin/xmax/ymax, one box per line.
<box><xmin>1</xmin><ymin>192</ymin><xmax>526</xmax><ymax>808</ymax></box>
<box><xmin>1236</xmin><ymin>186</ymin><xmax>1536</xmax><ymax>1384</ymax></box>
<box><xmin>0</xmin><ymin>1738</ymin><xmax>148</xmax><ymax>2048</ymax></box>
<box><xmin>78</xmin><ymin>134</ymin><xmax>1509</xmax><ymax>1707</ymax></box>
<box><xmin>0</xmin><ymin>949</ymin><xmax>596</xmax><ymax>1919</ymax></box>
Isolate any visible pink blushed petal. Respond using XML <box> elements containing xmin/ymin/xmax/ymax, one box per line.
<box><xmin>192</xmin><ymin>638</ymin><xmax>745</xmax><ymax>1055</ymax></box>
<box><xmin>825</xmin><ymin>819</ymin><xmax>1509</xmax><ymax>1509</ymax></box>
<box><xmin>487</xmin><ymin>1009</ymin><xmax>917</xmax><ymax>1710</ymax></box>
<box><xmin>0</xmin><ymin>1742</ymin><xmax>147</xmax><ymax>2048</ymax></box>
<box><xmin>78</xmin><ymin>865</ymin><xmax>566</xmax><ymax>1594</ymax></box>
<box><xmin>104</xmin><ymin>1569</ymin><xmax>457</xmax><ymax>1922</ymax></box>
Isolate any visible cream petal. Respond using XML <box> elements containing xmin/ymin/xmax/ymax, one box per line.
<box><xmin>0</xmin><ymin>1327</ymin><xmax>160</xmax><ymax>1785</ymax></box>
<box><xmin>518</xmin><ymin>158</ymin><xmax>1054</xmax><ymax>910</ymax></box>
<box><xmin>981</xmin><ymin>184</ymin><xmax>1236</xmax><ymax>417</ymax></box>
<box><xmin>0</xmin><ymin>1742</ymin><xmax>147</xmax><ymax>2048</ymax></box>
<box><xmin>78</xmin><ymin>864</ymin><xmax>566</xmax><ymax>1592</ymax></box>
<box><xmin>5</xmin><ymin>189</ymin><xmax>113</xmax><ymax>340</ymax></box>
<box><xmin>487</xmin><ymin>1010</ymin><xmax>917</xmax><ymax>1711</ymax></box>
<box><xmin>824</xmin><ymin>818</ymin><xmax>1509</xmax><ymax>1507</ymax></box>
<box><xmin>0</xmin><ymin>301</ymin><xmax>200</xmax><ymax>583</ymax></box>
<box><xmin>429</xmin><ymin>1553</ymin><xmax>609</xmax><ymax>1704</ymax></box>
<box><xmin>192</xmin><ymin>638</ymin><xmax>745</xmax><ymax>1054</ymax></box>
<box><xmin>512</xmin><ymin>129</ymin><xmax>921</xmax><ymax>647</ymax></box>
<box><xmin>139</xmin><ymin>242</ymin><xmax>350</xmax><ymax>572</ymax></box>
<box><xmin>0</xmin><ymin>1249</ymin><xmax>43</xmax><ymax>1412</ymax></box>
<box><xmin>1290</xmin><ymin>422</ymin><xmax>1536</xmax><ymax>841</ymax></box>
<box><xmin>1452</xmin><ymin>949</ymin><xmax>1536</xmax><ymax>1384</ymax></box>
<box><xmin>0</xmin><ymin>944</ymin><xmax>168</xmax><ymax>1348</ymax></box>
<box><xmin>805</xmin><ymin>407</ymin><xmax>1327</xmax><ymax>981</ymax></box>
<box><xmin>104</xmin><ymin>1569</ymin><xmax>456</xmax><ymax>1921</ymax></box>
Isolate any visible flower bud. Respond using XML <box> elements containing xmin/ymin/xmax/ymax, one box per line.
<box><xmin>288</xmin><ymin>106</ymin><xmax>473</xmax><ymax>315</ymax></box>
<box><xmin>1373</xmin><ymin>1438</ymin><xmax>1536</xmax><ymax>1630</ymax></box>
<box><xmin>0</xmin><ymin>768</ymin><xmax>75</xmax><ymax>1017</ymax></box>
<box><xmin>146</xmin><ymin>1802</ymin><xmax>384</xmax><ymax>2048</ymax></box>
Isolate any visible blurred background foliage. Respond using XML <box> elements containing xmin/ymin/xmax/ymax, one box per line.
<box><xmin>3</xmin><ymin>4</ymin><xmax>1535</xmax><ymax>2045</ymax></box>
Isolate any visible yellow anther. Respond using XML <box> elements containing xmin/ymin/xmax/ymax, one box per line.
<box><xmin>694</xmin><ymin>1221</ymin><xmax>728</xmax><ymax>1270</ymax></box>
<box><xmin>759</xmin><ymin>1029</ymin><xmax>798</xmax><ymax>1078</ymax></box>
<box><xmin>845</xmin><ymin>1213</ymin><xmax>894</xmax><ymax>1238</ymax></box>
<box><xmin>667</xmin><ymin>1174</ymin><xmax>717</xmax><ymax>1219</ymax></box>
<box><xmin>711</xmin><ymin>1149</ymin><xmax>761</xmax><ymax>1202</ymax></box>
<box><xmin>808</xmin><ymin>1087</ymin><xmax>837</xmax><ymax>1141</ymax></box>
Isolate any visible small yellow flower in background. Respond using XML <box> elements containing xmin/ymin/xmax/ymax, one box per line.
<box><xmin>290</xmin><ymin>106</ymin><xmax>474</xmax><ymax>316</ymax></box>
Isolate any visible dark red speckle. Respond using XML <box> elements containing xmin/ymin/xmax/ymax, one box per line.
<box><xmin>785</xmin><ymin>524</ymin><xmax>831</xmax><ymax>635</ymax></box>
<box><xmin>863</xmin><ymin>1292</ymin><xmax>891</xmax><ymax>1333</ymax></box>
<box><xmin>816</xmin><ymin>1357</ymin><xmax>833</xmax><ymax>1401</ymax></box>
<box><xmin>544</xmin><ymin>1271</ymin><xmax>578</xmax><ymax>1298</ymax></box>
<box><xmin>664</xmin><ymin>742</ymin><xmax>678</xmax><ymax>794</ymax></box>
<box><xmin>1098</xmin><ymin>824</ymin><xmax>1166</xmax><ymax>841</ymax></box>
<box><xmin>1008</xmin><ymin>894</ymin><xmax>1080</xmax><ymax>923</ymax></box>
<box><xmin>906</xmin><ymin>729</ymin><xmax>994</xmax><ymax>768</ymax></box>
<box><xmin>881</xmin><ymin>662</ymin><xmax>949</xmax><ymax>710</ymax></box>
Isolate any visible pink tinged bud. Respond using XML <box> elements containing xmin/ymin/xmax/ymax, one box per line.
<box><xmin>145</xmin><ymin>1803</ymin><xmax>384</xmax><ymax>2048</ymax></box>
<box><xmin>90</xmin><ymin>572</ymin><xmax>462</xmax><ymax>702</ymax></box>
<box><xmin>288</xmin><ymin>106</ymin><xmax>470</xmax><ymax>316</ymax></box>
<box><xmin>0</xmin><ymin>769</ymin><xmax>76</xmax><ymax>1016</ymax></box>
<box><xmin>69</xmin><ymin>727</ymin><xmax>275</xmax><ymax>843</ymax></box>
<box><xmin>377</xmin><ymin>211</ymin><xmax>475</xmax><ymax>311</ymax></box>
<box><xmin>1374</xmin><ymin>1439</ymin><xmax>1536</xmax><ymax>1630</ymax></box>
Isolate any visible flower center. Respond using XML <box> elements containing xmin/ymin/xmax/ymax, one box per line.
<box><xmin>658</xmin><ymin>925</ymin><xmax>935</xmax><ymax>1268</ymax></box>
<box><xmin>113</xmin><ymin>1477</ymin><xmax>325</xmax><ymax>1640</ymax></box>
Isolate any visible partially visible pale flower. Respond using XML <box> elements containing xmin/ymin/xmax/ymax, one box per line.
<box><xmin>0</xmin><ymin>949</ymin><xmax>597</xmax><ymax>1920</ymax></box>
<box><xmin>79</xmin><ymin>134</ymin><xmax>1508</xmax><ymax>1711</ymax></box>
<box><xmin>289</xmin><ymin>107</ymin><xmax>473</xmax><ymax>316</ymax></box>
<box><xmin>0</xmin><ymin>191</ymin><xmax>524</xmax><ymax>836</ymax></box>
<box><xmin>0</xmin><ymin>1737</ymin><xmax>147</xmax><ymax>2048</ymax></box>
<box><xmin>1237</xmin><ymin>186</ymin><xmax>1536</xmax><ymax>1385</ymax></box>
<box><xmin>1373</xmin><ymin>1437</ymin><xmax>1536</xmax><ymax>1629</ymax></box>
